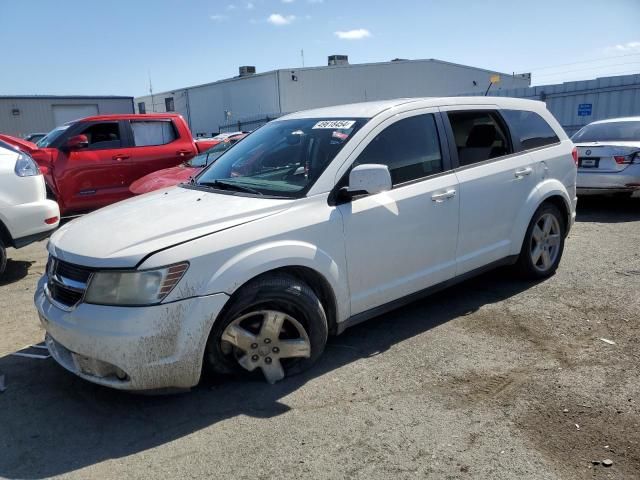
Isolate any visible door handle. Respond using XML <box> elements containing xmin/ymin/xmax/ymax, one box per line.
<box><xmin>431</xmin><ymin>189</ymin><xmax>457</xmax><ymax>202</ymax></box>
<box><xmin>514</xmin><ymin>167</ymin><xmax>533</xmax><ymax>178</ymax></box>
<box><xmin>112</xmin><ymin>154</ymin><xmax>130</xmax><ymax>161</ymax></box>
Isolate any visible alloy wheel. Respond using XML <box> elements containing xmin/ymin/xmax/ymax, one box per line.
<box><xmin>220</xmin><ymin>310</ymin><xmax>311</xmax><ymax>384</ymax></box>
<box><xmin>530</xmin><ymin>213</ymin><xmax>561</xmax><ymax>272</ymax></box>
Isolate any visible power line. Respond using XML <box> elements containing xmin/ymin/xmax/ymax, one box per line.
<box><xmin>533</xmin><ymin>61</ymin><xmax>640</xmax><ymax>78</ymax></box>
<box><xmin>531</xmin><ymin>68</ymin><xmax>640</xmax><ymax>85</ymax></box>
<box><xmin>516</xmin><ymin>52</ymin><xmax>640</xmax><ymax>73</ymax></box>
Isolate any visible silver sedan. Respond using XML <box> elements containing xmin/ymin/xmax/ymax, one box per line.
<box><xmin>573</xmin><ymin>117</ymin><xmax>640</xmax><ymax>197</ymax></box>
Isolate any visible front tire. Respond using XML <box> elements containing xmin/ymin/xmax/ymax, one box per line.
<box><xmin>204</xmin><ymin>273</ymin><xmax>328</xmax><ymax>384</ymax></box>
<box><xmin>0</xmin><ymin>238</ymin><xmax>6</xmax><ymax>277</ymax></box>
<box><xmin>516</xmin><ymin>203</ymin><xmax>566</xmax><ymax>279</ymax></box>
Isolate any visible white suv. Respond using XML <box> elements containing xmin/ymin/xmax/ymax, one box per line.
<box><xmin>0</xmin><ymin>141</ymin><xmax>59</xmax><ymax>276</ymax></box>
<box><xmin>35</xmin><ymin>97</ymin><xmax>577</xmax><ymax>390</ymax></box>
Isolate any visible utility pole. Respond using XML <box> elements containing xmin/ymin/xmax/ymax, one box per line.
<box><xmin>301</xmin><ymin>49</ymin><xmax>305</xmax><ymax>68</ymax></box>
<box><xmin>148</xmin><ymin>70</ymin><xmax>156</xmax><ymax>112</ymax></box>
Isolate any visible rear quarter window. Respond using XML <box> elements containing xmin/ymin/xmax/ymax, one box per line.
<box><xmin>502</xmin><ymin>110</ymin><xmax>559</xmax><ymax>151</ymax></box>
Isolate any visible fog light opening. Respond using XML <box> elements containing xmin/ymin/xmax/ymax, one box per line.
<box><xmin>115</xmin><ymin>368</ymin><xmax>129</xmax><ymax>381</ymax></box>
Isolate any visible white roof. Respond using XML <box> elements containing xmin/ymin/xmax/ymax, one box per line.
<box><xmin>280</xmin><ymin>96</ymin><xmax>546</xmax><ymax>120</ymax></box>
<box><xmin>588</xmin><ymin>116</ymin><xmax>640</xmax><ymax>125</ymax></box>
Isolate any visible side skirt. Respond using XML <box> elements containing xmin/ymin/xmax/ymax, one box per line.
<box><xmin>335</xmin><ymin>255</ymin><xmax>519</xmax><ymax>335</ymax></box>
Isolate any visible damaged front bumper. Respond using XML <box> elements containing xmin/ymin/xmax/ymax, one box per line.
<box><xmin>35</xmin><ymin>276</ymin><xmax>229</xmax><ymax>390</ymax></box>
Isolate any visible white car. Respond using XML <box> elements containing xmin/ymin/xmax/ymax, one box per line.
<box><xmin>572</xmin><ymin>117</ymin><xmax>640</xmax><ymax>196</ymax></box>
<box><xmin>35</xmin><ymin>97</ymin><xmax>577</xmax><ymax>390</ymax></box>
<box><xmin>0</xmin><ymin>141</ymin><xmax>60</xmax><ymax>276</ymax></box>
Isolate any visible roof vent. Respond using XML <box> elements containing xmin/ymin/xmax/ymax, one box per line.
<box><xmin>328</xmin><ymin>55</ymin><xmax>349</xmax><ymax>66</ymax></box>
<box><xmin>239</xmin><ymin>66</ymin><xmax>256</xmax><ymax>77</ymax></box>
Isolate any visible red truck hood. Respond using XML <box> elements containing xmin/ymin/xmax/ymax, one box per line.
<box><xmin>0</xmin><ymin>134</ymin><xmax>38</xmax><ymax>153</ymax></box>
<box><xmin>0</xmin><ymin>134</ymin><xmax>54</xmax><ymax>176</ymax></box>
<box><xmin>130</xmin><ymin>164</ymin><xmax>202</xmax><ymax>195</ymax></box>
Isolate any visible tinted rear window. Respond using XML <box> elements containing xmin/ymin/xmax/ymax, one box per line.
<box><xmin>502</xmin><ymin>110</ymin><xmax>559</xmax><ymax>150</ymax></box>
<box><xmin>572</xmin><ymin>121</ymin><xmax>640</xmax><ymax>143</ymax></box>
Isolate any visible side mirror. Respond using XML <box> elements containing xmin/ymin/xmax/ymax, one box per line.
<box><xmin>64</xmin><ymin>134</ymin><xmax>89</xmax><ymax>150</ymax></box>
<box><xmin>347</xmin><ymin>164</ymin><xmax>392</xmax><ymax>195</ymax></box>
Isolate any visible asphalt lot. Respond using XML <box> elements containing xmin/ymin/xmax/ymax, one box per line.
<box><xmin>0</xmin><ymin>195</ymin><xmax>639</xmax><ymax>480</ymax></box>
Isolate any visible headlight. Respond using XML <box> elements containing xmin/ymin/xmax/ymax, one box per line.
<box><xmin>84</xmin><ymin>262</ymin><xmax>189</xmax><ymax>306</ymax></box>
<box><xmin>14</xmin><ymin>153</ymin><xmax>40</xmax><ymax>177</ymax></box>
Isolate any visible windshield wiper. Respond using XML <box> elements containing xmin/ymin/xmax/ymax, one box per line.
<box><xmin>198</xmin><ymin>180</ymin><xmax>263</xmax><ymax>195</ymax></box>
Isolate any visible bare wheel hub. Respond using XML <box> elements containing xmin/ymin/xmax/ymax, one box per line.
<box><xmin>220</xmin><ymin>310</ymin><xmax>311</xmax><ymax>384</ymax></box>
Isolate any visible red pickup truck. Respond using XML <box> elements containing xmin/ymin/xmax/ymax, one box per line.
<box><xmin>0</xmin><ymin>114</ymin><xmax>216</xmax><ymax>216</ymax></box>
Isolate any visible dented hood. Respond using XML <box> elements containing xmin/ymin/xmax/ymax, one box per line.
<box><xmin>49</xmin><ymin>187</ymin><xmax>293</xmax><ymax>268</ymax></box>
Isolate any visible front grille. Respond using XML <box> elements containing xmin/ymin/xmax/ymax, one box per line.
<box><xmin>48</xmin><ymin>281</ymin><xmax>85</xmax><ymax>306</ymax></box>
<box><xmin>55</xmin><ymin>260</ymin><xmax>92</xmax><ymax>283</ymax></box>
<box><xmin>47</xmin><ymin>257</ymin><xmax>94</xmax><ymax>308</ymax></box>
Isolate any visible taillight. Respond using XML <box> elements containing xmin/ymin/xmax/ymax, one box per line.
<box><xmin>571</xmin><ymin>147</ymin><xmax>578</xmax><ymax>166</ymax></box>
<box><xmin>44</xmin><ymin>216</ymin><xmax>58</xmax><ymax>225</ymax></box>
<box><xmin>614</xmin><ymin>155</ymin><xmax>633</xmax><ymax>165</ymax></box>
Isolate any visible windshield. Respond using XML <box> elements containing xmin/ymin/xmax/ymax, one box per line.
<box><xmin>194</xmin><ymin>118</ymin><xmax>367</xmax><ymax>198</ymax></box>
<box><xmin>36</xmin><ymin>124</ymin><xmax>71</xmax><ymax>147</ymax></box>
<box><xmin>188</xmin><ymin>137</ymin><xmax>242</xmax><ymax>168</ymax></box>
<box><xmin>572</xmin><ymin>121</ymin><xmax>640</xmax><ymax>143</ymax></box>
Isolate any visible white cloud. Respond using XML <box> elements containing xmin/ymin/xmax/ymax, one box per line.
<box><xmin>210</xmin><ymin>14</ymin><xmax>228</xmax><ymax>21</ymax></box>
<box><xmin>226</xmin><ymin>3</ymin><xmax>236</xmax><ymax>10</ymax></box>
<box><xmin>282</xmin><ymin>0</ymin><xmax>295</xmax><ymax>3</ymax></box>
<box><xmin>606</xmin><ymin>41</ymin><xmax>640</xmax><ymax>53</ymax></box>
<box><xmin>335</xmin><ymin>28</ymin><xmax>371</xmax><ymax>40</ymax></box>
<box><xmin>246</xmin><ymin>2</ymin><xmax>254</xmax><ymax>9</ymax></box>
<box><xmin>268</xmin><ymin>13</ymin><xmax>296</xmax><ymax>25</ymax></box>
<box><xmin>308</xmin><ymin>0</ymin><xmax>323</xmax><ymax>3</ymax></box>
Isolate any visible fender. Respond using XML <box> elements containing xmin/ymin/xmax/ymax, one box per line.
<box><xmin>205</xmin><ymin>240</ymin><xmax>350</xmax><ymax>322</ymax></box>
<box><xmin>509</xmin><ymin>178</ymin><xmax>572</xmax><ymax>256</ymax></box>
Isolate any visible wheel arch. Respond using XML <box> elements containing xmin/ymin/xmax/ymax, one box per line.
<box><xmin>204</xmin><ymin>240</ymin><xmax>347</xmax><ymax>333</ymax></box>
<box><xmin>510</xmin><ymin>180</ymin><xmax>572</xmax><ymax>255</ymax></box>
<box><xmin>0</xmin><ymin>217</ymin><xmax>14</xmax><ymax>248</ymax></box>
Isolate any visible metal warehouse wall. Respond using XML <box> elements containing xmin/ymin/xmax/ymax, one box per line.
<box><xmin>188</xmin><ymin>72</ymin><xmax>280</xmax><ymax>136</ymax></box>
<box><xmin>135</xmin><ymin>59</ymin><xmax>531</xmax><ymax>136</ymax></box>
<box><xmin>0</xmin><ymin>96</ymin><xmax>134</xmax><ymax>137</ymax></box>
<box><xmin>135</xmin><ymin>72</ymin><xmax>280</xmax><ymax>136</ymax></box>
<box><xmin>277</xmin><ymin>59</ymin><xmax>531</xmax><ymax>114</ymax></box>
<box><xmin>464</xmin><ymin>74</ymin><xmax>640</xmax><ymax>136</ymax></box>
<box><xmin>134</xmin><ymin>90</ymin><xmax>190</xmax><ymax>120</ymax></box>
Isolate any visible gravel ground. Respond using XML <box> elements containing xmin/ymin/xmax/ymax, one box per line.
<box><xmin>0</xmin><ymin>195</ymin><xmax>638</xmax><ymax>480</ymax></box>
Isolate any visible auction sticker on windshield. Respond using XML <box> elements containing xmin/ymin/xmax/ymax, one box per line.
<box><xmin>313</xmin><ymin>120</ymin><xmax>356</xmax><ymax>129</ymax></box>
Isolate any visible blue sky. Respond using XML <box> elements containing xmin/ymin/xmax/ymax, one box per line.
<box><xmin>1</xmin><ymin>0</ymin><xmax>639</xmax><ymax>96</ymax></box>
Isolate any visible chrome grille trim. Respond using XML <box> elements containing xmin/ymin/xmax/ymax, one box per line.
<box><xmin>46</xmin><ymin>257</ymin><xmax>95</xmax><ymax>309</ymax></box>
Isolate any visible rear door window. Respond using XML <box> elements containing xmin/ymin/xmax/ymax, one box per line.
<box><xmin>354</xmin><ymin>114</ymin><xmax>444</xmax><ymax>186</ymax></box>
<box><xmin>502</xmin><ymin>110</ymin><xmax>559</xmax><ymax>150</ymax></box>
<box><xmin>447</xmin><ymin>111</ymin><xmax>512</xmax><ymax>166</ymax></box>
<box><xmin>131</xmin><ymin>121</ymin><xmax>177</xmax><ymax>147</ymax></box>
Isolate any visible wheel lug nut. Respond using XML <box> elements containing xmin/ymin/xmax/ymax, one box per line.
<box><xmin>265</xmin><ymin>357</ymin><xmax>272</xmax><ymax>364</ymax></box>
<box><xmin>251</xmin><ymin>343</ymin><xmax>258</xmax><ymax>349</ymax></box>
<box><xmin>272</xmin><ymin>347</ymin><xmax>280</xmax><ymax>354</ymax></box>
<box><xmin>251</xmin><ymin>355</ymin><xmax>259</xmax><ymax>362</ymax></box>
<box><xmin>264</xmin><ymin>338</ymin><xmax>271</xmax><ymax>344</ymax></box>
